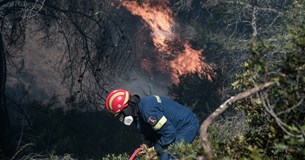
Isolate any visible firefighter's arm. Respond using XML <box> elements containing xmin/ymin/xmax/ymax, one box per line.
<box><xmin>142</xmin><ymin>109</ymin><xmax>176</xmax><ymax>150</ymax></box>
<box><xmin>140</xmin><ymin>96</ymin><xmax>177</xmax><ymax>151</ymax></box>
<box><xmin>155</xmin><ymin>116</ymin><xmax>176</xmax><ymax>144</ymax></box>
<box><xmin>153</xmin><ymin>117</ymin><xmax>176</xmax><ymax>152</ymax></box>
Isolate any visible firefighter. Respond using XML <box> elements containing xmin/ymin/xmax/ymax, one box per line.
<box><xmin>105</xmin><ymin>89</ymin><xmax>200</xmax><ymax>160</ymax></box>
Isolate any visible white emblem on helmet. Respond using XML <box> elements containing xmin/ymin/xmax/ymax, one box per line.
<box><xmin>117</xmin><ymin>104</ymin><xmax>122</xmax><ymax>108</ymax></box>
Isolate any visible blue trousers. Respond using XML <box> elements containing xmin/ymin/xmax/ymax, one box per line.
<box><xmin>159</xmin><ymin>120</ymin><xmax>200</xmax><ymax>160</ymax></box>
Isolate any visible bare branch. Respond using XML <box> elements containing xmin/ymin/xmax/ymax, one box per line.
<box><xmin>260</xmin><ymin>92</ymin><xmax>303</xmax><ymax>138</ymax></box>
<box><xmin>251</xmin><ymin>7</ymin><xmax>257</xmax><ymax>38</ymax></box>
<box><xmin>277</xmin><ymin>98</ymin><xmax>304</xmax><ymax>116</ymax></box>
<box><xmin>173</xmin><ymin>0</ymin><xmax>193</xmax><ymax>13</ymax></box>
<box><xmin>21</xmin><ymin>0</ymin><xmax>46</xmax><ymax>20</ymax></box>
<box><xmin>203</xmin><ymin>1</ymin><xmax>284</xmax><ymax>15</ymax></box>
<box><xmin>10</xmin><ymin>143</ymin><xmax>33</xmax><ymax>160</ymax></box>
<box><xmin>199</xmin><ymin>81</ymin><xmax>275</xmax><ymax>160</ymax></box>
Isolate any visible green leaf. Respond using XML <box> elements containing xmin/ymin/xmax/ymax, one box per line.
<box><xmin>274</xmin><ymin>143</ymin><xmax>289</xmax><ymax>151</ymax></box>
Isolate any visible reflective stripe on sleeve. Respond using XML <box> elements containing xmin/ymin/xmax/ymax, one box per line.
<box><xmin>153</xmin><ymin>116</ymin><xmax>167</xmax><ymax>130</ymax></box>
<box><xmin>154</xmin><ymin>95</ymin><xmax>161</xmax><ymax>103</ymax></box>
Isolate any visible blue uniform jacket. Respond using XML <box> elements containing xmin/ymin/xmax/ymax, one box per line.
<box><xmin>136</xmin><ymin>95</ymin><xmax>199</xmax><ymax>152</ymax></box>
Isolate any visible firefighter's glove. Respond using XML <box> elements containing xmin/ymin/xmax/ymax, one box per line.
<box><xmin>140</xmin><ymin>144</ymin><xmax>158</xmax><ymax>159</ymax></box>
<box><xmin>140</xmin><ymin>144</ymin><xmax>155</xmax><ymax>153</ymax></box>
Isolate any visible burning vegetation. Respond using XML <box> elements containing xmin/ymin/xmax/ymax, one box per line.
<box><xmin>120</xmin><ymin>0</ymin><xmax>215</xmax><ymax>85</ymax></box>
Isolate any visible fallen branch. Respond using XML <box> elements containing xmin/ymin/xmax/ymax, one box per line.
<box><xmin>199</xmin><ymin>81</ymin><xmax>275</xmax><ymax>160</ymax></box>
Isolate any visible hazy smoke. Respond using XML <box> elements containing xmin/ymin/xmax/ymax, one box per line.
<box><xmin>117</xmin><ymin>67</ymin><xmax>171</xmax><ymax>97</ymax></box>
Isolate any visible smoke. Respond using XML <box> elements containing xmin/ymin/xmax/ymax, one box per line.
<box><xmin>117</xmin><ymin>67</ymin><xmax>171</xmax><ymax>97</ymax></box>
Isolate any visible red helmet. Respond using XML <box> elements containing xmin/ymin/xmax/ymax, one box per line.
<box><xmin>105</xmin><ymin>89</ymin><xmax>130</xmax><ymax>113</ymax></box>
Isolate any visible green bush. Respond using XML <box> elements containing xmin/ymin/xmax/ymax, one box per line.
<box><xmin>102</xmin><ymin>153</ymin><xmax>129</xmax><ymax>160</ymax></box>
<box><xmin>222</xmin><ymin>26</ymin><xmax>305</xmax><ymax>159</ymax></box>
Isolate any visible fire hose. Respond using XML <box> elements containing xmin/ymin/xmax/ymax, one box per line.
<box><xmin>129</xmin><ymin>147</ymin><xmax>142</xmax><ymax>160</ymax></box>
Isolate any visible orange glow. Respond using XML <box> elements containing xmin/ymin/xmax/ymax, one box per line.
<box><xmin>170</xmin><ymin>43</ymin><xmax>216</xmax><ymax>84</ymax></box>
<box><xmin>121</xmin><ymin>0</ymin><xmax>174</xmax><ymax>53</ymax></box>
<box><xmin>121</xmin><ymin>0</ymin><xmax>215</xmax><ymax>84</ymax></box>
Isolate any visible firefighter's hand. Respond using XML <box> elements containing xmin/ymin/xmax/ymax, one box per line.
<box><xmin>140</xmin><ymin>143</ymin><xmax>148</xmax><ymax>150</ymax></box>
<box><xmin>139</xmin><ymin>144</ymin><xmax>158</xmax><ymax>159</ymax></box>
<box><xmin>140</xmin><ymin>144</ymin><xmax>154</xmax><ymax>153</ymax></box>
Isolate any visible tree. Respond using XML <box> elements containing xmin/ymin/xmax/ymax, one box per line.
<box><xmin>170</xmin><ymin>0</ymin><xmax>305</xmax><ymax>159</ymax></box>
<box><xmin>0</xmin><ymin>0</ymin><xmax>136</xmax><ymax>156</ymax></box>
<box><xmin>172</xmin><ymin>0</ymin><xmax>290</xmax><ymax>91</ymax></box>
<box><xmin>198</xmin><ymin>26</ymin><xmax>305</xmax><ymax>160</ymax></box>
<box><xmin>36</xmin><ymin>0</ymin><xmax>136</xmax><ymax>110</ymax></box>
<box><xmin>0</xmin><ymin>34</ymin><xmax>10</xmax><ymax>148</ymax></box>
<box><xmin>1</xmin><ymin>0</ymin><xmax>137</xmax><ymax>111</ymax></box>
<box><xmin>27</xmin><ymin>0</ymin><xmax>136</xmax><ymax>110</ymax></box>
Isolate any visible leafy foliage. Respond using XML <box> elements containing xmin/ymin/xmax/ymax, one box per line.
<box><xmin>102</xmin><ymin>139</ymin><xmax>204</xmax><ymax>160</ymax></box>
<box><xmin>210</xmin><ymin>25</ymin><xmax>305</xmax><ymax>159</ymax></box>
<box><xmin>168</xmin><ymin>71</ymin><xmax>223</xmax><ymax>121</ymax></box>
<box><xmin>3</xmin><ymin>1</ymin><xmax>305</xmax><ymax>160</ymax></box>
<box><xmin>102</xmin><ymin>153</ymin><xmax>129</xmax><ymax>160</ymax></box>
<box><xmin>167</xmin><ymin>139</ymin><xmax>204</xmax><ymax>160</ymax></box>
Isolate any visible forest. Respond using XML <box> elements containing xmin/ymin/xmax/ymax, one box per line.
<box><xmin>0</xmin><ymin>0</ymin><xmax>304</xmax><ymax>159</ymax></box>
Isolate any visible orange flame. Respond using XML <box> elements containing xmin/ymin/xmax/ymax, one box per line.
<box><xmin>169</xmin><ymin>43</ymin><xmax>215</xmax><ymax>84</ymax></box>
<box><xmin>121</xmin><ymin>0</ymin><xmax>215</xmax><ymax>85</ymax></box>
<box><xmin>121</xmin><ymin>1</ymin><xmax>174</xmax><ymax>53</ymax></box>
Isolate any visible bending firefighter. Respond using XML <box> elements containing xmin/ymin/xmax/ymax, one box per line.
<box><xmin>105</xmin><ymin>89</ymin><xmax>200</xmax><ymax>160</ymax></box>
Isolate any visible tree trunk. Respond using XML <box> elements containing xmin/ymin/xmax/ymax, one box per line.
<box><xmin>0</xmin><ymin>33</ymin><xmax>10</xmax><ymax>145</ymax></box>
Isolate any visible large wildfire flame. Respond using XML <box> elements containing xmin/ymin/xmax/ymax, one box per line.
<box><xmin>121</xmin><ymin>0</ymin><xmax>215</xmax><ymax>85</ymax></box>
